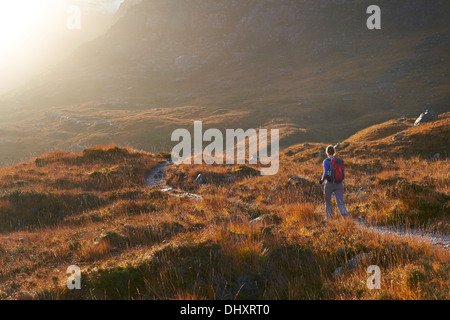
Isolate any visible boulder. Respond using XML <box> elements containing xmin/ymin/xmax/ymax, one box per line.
<box><xmin>334</xmin><ymin>252</ymin><xmax>373</xmax><ymax>277</ymax></box>
<box><xmin>289</xmin><ymin>176</ymin><xmax>309</xmax><ymax>184</ymax></box>
<box><xmin>194</xmin><ymin>174</ymin><xmax>206</xmax><ymax>184</ymax></box>
<box><xmin>220</xmin><ymin>175</ymin><xmax>235</xmax><ymax>183</ymax></box>
<box><xmin>315</xmin><ymin>152</ymin><xmax>326</xmax><ymax>158</ymax></box>
<box><xmin>196</xmin><ymin>172</ymin><xmax>235</xmax><ymax>184</ymax></box>
<box><xmin>233</xmin><ymin>165</ymin><xmax>260</xmax><ymax>177</ymax></box>
<box><xmin>414</xmin><ymin>110</ymin><xmax>438</xmax><ymax>126</ymax></box>
<box><xmin>250</xmin><ymin>214</ymin><xmax>283</xmax><ymax>225</ymax></box>
<box><xmin>285</xmin><ymin>150</ymin><xmax>295</xmax><ymax>156</ymax></box>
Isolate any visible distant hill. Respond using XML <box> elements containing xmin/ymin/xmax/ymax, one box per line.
<box><xmin>0</xmin><ymin>0</ymin><xmax>449</xmax><ymax>164</ymax></box>
<box><xmin>284</xmin><ymin>111</ymin><xmax>450</xmax><ymax>161</ymax></box>
<box><xmin>339</xmin><ymin>111</ymin><xmax>449</xmax><ymax>159</ymax></box>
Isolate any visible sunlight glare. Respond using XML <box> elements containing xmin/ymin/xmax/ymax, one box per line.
<box><xmin>0</xmin><ymin>0</ymin><xmax>52</xmax><ymax>53</ymax></box>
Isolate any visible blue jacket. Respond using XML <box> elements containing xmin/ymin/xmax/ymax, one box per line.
<box><xmin>321</xmin><ymin>157</ymin><xmax>333</xmax><ymax>182</ymax></box>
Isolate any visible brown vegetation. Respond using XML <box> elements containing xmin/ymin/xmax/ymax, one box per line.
<box><xmin>0</xmin><ymin>130</ymin><xmax>448</xmax><ymax>299</ymax></box>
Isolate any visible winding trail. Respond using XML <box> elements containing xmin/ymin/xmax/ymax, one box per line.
<box><xmin>145</xmin><ymin>162</ymin><xmax>449</xmax><ymax>250</ymax></box>
<box><xmin>145</xmin><ymin>161</ymin><xmax>202</xmax><ymax>200</ymax></box>
<box><xmin>354</xmin><ymin>217</ymin><xmax>449</xmax><ymax>250</ymax></box>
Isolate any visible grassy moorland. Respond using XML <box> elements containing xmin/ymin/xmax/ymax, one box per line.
<box><xmin>0</xmin><ymin>115</ymin><xmax>448</xmax><ymax>300</ymax></box>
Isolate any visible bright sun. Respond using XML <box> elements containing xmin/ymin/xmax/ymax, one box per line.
<box><xmin>0</xmin><ymin>0</ymin><xmax>51</xmax><ymax>53</ymax></box>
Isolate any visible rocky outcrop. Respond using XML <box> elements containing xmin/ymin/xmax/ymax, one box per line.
<box><xmin>414</xmin><ymin>110</ymin><xmax>439</xmax><ymax>126</ymax></box>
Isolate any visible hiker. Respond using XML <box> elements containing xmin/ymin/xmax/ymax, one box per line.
<box><xmin>319</xmin><ymin>145</ymin><xmax>349</xmax><ymax>219</ymax></box>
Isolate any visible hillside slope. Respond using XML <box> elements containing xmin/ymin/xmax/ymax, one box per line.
<box><xmin>284</xmin><ymin>111</ymin><xmax>450</xmax><ymax>161</ymax></box>
<box><xmin>0</xmin><ymin>120</ymin><xmax>448</xmax><ymax>299</ymax></box>
<box><xmin>340</xmin><ymin>111</ymin><xmax>450</xmax><ymax>159</ymax></box>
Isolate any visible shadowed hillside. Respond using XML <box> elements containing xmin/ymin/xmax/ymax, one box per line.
<box><xmin>0</xmin><ymin>0</ymin><xmax>449</xmax><ymax>165</ymax></box>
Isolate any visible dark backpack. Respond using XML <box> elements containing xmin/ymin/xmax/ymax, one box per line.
<box><xmin>327</xmin><ymin>157</ymin><xmax>345</xmax><ymax>183</ymax></box>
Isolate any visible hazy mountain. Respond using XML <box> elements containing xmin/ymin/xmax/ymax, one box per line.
<box><xmin>0</xmin><ymin>0</ymin><xmax>449</xmax><ymax>164</ymax></box>
<box><xmin>0</xmin><ymin>0</ymin><xmax>126</xmax><ymax>95</ymax></box>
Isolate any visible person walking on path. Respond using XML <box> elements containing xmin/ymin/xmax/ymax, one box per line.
<box><xmin>319</xmin><ymin>145</ymin><xmax>349</xmax><ymax>219</ymax></box>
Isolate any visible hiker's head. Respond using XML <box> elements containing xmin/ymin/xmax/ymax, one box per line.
<box><xmin>326</xmin><ymin>145</ymin><xmax>335</xmax><ymax>156</ymax></box>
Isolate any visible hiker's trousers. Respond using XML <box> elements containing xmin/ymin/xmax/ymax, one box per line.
<box><xmin>324</xmin><ymin>182</ymin><xmax>349</xmax><ymax>219</ymax></box>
